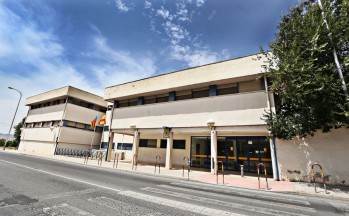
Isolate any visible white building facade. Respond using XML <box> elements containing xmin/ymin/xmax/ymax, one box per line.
<box><xmin>19</xmin><ymin>86</ymin><xmax>107</xmax><ymax>155</ymax></box>
<box><xmin>104</xmin><ymin>54</ymin><xmax>279</xmax><ymax>177</ymax></box>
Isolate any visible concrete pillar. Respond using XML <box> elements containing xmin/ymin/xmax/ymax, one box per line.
<box><xmin>210</xmin><ymin>128</ymin><xmax>217</xmax><ymax>174</ymax></box>
<box><xmin>165</xmin><ymin>132</ymin><xmax>173</xmax><ymax>169</ymax></box>
<box><xmin>106</xmin><ymin>132</ymin><xmax>114</xmax><ymax>162</ymax></box>
<box><xmin>269</xmin><ymin>137</ymin><xmax>279</xmax><ymax>180</ymax></box>
<box><xmin>131</xmin><ymin>130</ymin><xmax>140</xmax><ymax>165</ymax></box>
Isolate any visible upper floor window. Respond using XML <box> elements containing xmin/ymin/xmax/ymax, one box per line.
<box><xmin>176</xmin><ymin>90</ymin><xmax>192</xmax><ymax>101</ymax></box>
<box><xmin>139</xmin><ymin>139</ymin><xmax>157</xmax><ymax>148</ymax></box>
<box><xmin>192</xmin><ymin>88</ymin><xmax>209</xmax><ymax>99</ymax></box>
<box><xmin>217</xmin><ymin>83</ymin><xmax>238</xmax><ymax>95</ymax></box>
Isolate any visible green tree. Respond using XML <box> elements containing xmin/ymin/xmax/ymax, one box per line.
<box><xmin>262</xmin><ymin>0</ymin><xmax>349</xmax><ymax>140</ymax></box>
<box><xmin>12</xmin><ymin>117</ymin><xmax>25</xmax><ymax>147</ymax></box>
<box><xmin>0</xmin><ymin>139</ymin><xmax>5</xmax><ymax>147</ymax></box>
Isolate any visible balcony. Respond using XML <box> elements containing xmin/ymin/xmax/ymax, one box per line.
<box><xmin>111</xmin><ymin>91</ymin><xmax>273</xmax><ymax>129</ymax></box>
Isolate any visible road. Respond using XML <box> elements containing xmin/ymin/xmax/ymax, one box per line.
<box><xmin>0</xmin><ymin>151</ymin><xmax>348</xmax><ymax>216</ymax></box>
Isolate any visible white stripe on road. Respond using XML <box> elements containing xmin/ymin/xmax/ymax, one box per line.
<box><xmin>118</xmin><ymin>190</ymin><xmax>245</xmax><ymax>216</ymax></box>
<box><xmin>38</xmin><ymin>189</ymin><xmax>97</xmax><ymax>201</ymax></box>
<box><xmin>158</xmin><ymin>184</ymin><xmax>314</xmax><ymax>212</ymax></box>
<box><xmin>141</xmin><ymin>187</ymin><xmax>310</xmax><ymax>216</ymax></box>
<box><xmin>0</xmin><ymin>159</ymin><xmax>122</xmax><ymax>193</ymax></box>
<box><xmin>43</xmin><ymin>203</ymin><xmax>94</xmax><ymax>216</ymax></box>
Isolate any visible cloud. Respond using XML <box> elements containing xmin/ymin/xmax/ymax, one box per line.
<box><xmin>146</xmin><ymin>1</ymin><xmax>229</xmax><ymax>67</ymax></box>
<box><xmin>115</xmin><ymin>0</ymin><xmax>133</xmax><ymax>12</ymax></box>
<box><xmin>208</xmin><ymin>10</ymin><xmax>216</xmax><ymax>21</ymax></box>
<box><xmin>195</xmin><ymin>0</ymin><xmax>205</xmax><ymax>7</ymax></box>
<box><xmin>144</xmin><ymin>1</ymin><xmax>152</xmax><ymax>9</ymax></box>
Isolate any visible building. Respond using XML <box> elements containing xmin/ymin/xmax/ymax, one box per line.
<box><xmin>19</xmin><ymin>86</ymin><xmax>107</xmax><ymax>155</ymax></box>
<box><xmin>104</xmin><ymin>54</ymin><xmax>279</xmax><ymax>178</ymax></box>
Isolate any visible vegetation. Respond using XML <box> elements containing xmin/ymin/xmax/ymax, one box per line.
<box><xmin>262</xmin><ymin>0</ymin><xmax>349</xmax><ymax>139</ymax></box>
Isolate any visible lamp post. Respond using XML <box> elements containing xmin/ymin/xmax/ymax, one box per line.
<box><xmin>3</xmin><ymin>87</ymin><xmax>22</xmax><ymax>150</ymax></box>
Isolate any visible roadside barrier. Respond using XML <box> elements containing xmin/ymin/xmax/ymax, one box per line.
<box><xmin>182</xmin><ymin>156</ymin><xmax>190</xmax><ymax>179</ymax></box>
<box><xmin>257</xmin><ymin>163</ymin><xmax>269</xmax><ymax>190</ymax></box>
<box><xmin>155</xmin><ymin>155</ymin><xmax>161</xmax><ymax>174</ymax></box>
<box><xmin>311</xmin><ymin>163</ymin><xmax>327</xmax><ymax>194</ymax></box>
<box><xmin>113</xmin><ymin>153</ymin><xmax>119</xmax><ymax>168</ymax></box>
<box><xmin>132</xmin><ymin>154</ymin><xmax>137</xmax><ymax>171</ymax></box>
<box><xmin>216</xmin><ymin>161</ymin><xmax>224</xmax><ymax>185</ymax></box>
<box><xmin>240</xmin><ymin>165</ymin><xmax>244</xmax><ymax>177</ymax></box>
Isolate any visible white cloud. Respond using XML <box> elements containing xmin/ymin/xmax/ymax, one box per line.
<box><xmin>144</xmin><ymin>0</ymin><xmax>152</xmax><ymax>9</ymax></box>
<box><xmin>115</xmin><ymin>0</ymin><xmax>133</xmax><ymax>12</ymax></box>
<box><xmin>208</xmin><ymin>10</ymin><xmax>216</xmax><ymax>21</ymax></box>
<box><xmin>195</xmin><ymin>0</ymin><xmax>205</xmax><ymax>7</ymax></box>
<box><xmin>156</xmin><ymin>6</ymin><xmax>171</xmax><ymax>20</ymax></box>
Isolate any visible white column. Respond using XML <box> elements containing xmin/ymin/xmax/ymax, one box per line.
<box><xmin>269</xmin><ymin>137</ymin><xmax>279</xmax><ymax>180</ymax></box>
<box><xmin>210</xmin><ymin>128</ymin><xmax>217</xmax><ymax>174</ymax></box>
<box><xmin>131</xmin><ymin>130</ymin><xmax>140</xmax><ymax>165</ymax></box>
<box><xmin>165</xmin><ymin>132</ymin><xmax>173</xmax><ymax>169</ymax></box>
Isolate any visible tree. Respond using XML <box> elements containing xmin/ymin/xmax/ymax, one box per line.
<box><xmin>12</xmin><ymin>117</ymin><xmax>25</xmax><ymax>147</ymax></box>
<box><xmin>262</xmin><ymin>0</ymin><xmax>349</xmax><ymax>140</ymax></box>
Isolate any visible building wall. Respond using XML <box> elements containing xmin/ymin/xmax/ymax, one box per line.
<box><xmin>21</xmin><ymin>128</ymin><xmax>57</xmax><ymax>142</ymax></box>
<box><xmin>26</xmin><ymin>104</ymin><xmax>65</xmax><ymax>122</ymax></box>
<box><xmin>18</xmin><ymin>141</ymin><xmax>55</xmax><ymax>155</ymax></box>
<box><xmin>64</xmin><ymin>103</ymin><xmax>105</xmax><ymax>125</ymax></box>
<box><xmin>59</xmin><ymin>127</ymin><xmax>102</xmax><ymax>146</ymax></box>
<box><xmin>277</xmin><ymin>128</ymin><xmax>349</xmax><ymax>185</ymax></box>
<box><xmin>112</xmin><ymin>91</ymin><xmax>270</xmax><ymax>129</ymax></box>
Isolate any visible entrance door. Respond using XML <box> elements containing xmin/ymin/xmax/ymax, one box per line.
<box><xmin>190</xmin><ymin>137</ymin><xmax>211</xmax><ymax>168</ymax></box>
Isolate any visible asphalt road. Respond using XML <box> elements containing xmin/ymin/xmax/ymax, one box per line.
<box><xmin>0</xmin><ymin>151</ymin><xmax>348</xmax><ymax>216</ymax></box>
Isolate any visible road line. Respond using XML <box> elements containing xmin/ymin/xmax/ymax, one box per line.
<box><xmin>118</xmin><ymin>190</ymin><xmax>244</xmax><ymax>216</ymax></box>
<box><xmin>0</xmin><ymin>159</ymin><xmax>122</xmax><ymax>193</ymax></box>
<box><xmin>158</xmin><ymin>184</ymin><xmax>314</xmax><ymax>212</ymax></box>
<box><xmin>141</xmin><ymin>187</ymin><xmax>309</xmax><ymax>216</ymax></box>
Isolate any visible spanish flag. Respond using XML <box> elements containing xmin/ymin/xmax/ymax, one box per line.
<box><xmin>91</xmin><ymin>115</ymin><xmax>97</xmax><ymax>128</ymax></box>
<box><xmin>99</xmin><ymin>114</ymin><xmax>106</xmax><ymax>125</ymax></box>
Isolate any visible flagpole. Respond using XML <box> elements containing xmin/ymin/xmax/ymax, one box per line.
<box><xmin>90</xmin><ymin>125</ymin><xmax>96</xmax><ymax>149</ymax></box>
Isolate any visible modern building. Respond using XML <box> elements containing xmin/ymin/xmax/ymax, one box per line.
<box><xmin>19</xmin><ymin>86</ymin><xmax>107</xmax><ymax>155</ymax></box>
<box><xmin>104</xmin><ymin>54</ymin><xmax>279</xmax><ymax>178</ymax></box>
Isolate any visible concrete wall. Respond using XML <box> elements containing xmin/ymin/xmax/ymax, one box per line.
<box><xmin>105</xmin><ymin>54</ymin><xmax>266</xmax><ymax>100</ymax></box>
<box><xmin>112</xmin><ymin>91</ymin><xmax>270</xmax><ymax>129</ymax></box>
<box><xmin>277</xmin><ymin>128</ymin><xmax>349</xmax><ymax>185</ymax></box>
<box><xmin>59</xmin><ymin>127</ymin><xmax>102</xmax><ymax>146</ymax></box>
<box><xmin>20</xmin><ymin>128</ymin><xmax>57</xmax><ymax>142</ymax></box>
<box><xmin>64</xmin><ymin>104</ymin><xmax>105</xmax><ymax>125</ymax></box>
<box><xmin>26</xmin><ymin>104</ymin><xmax>65</xmax><ymax>122</ymax></box>
<box><xmin>18</xmin><ymin>141</ymin><xmax>55</xmax><ymax>155</ymax></box>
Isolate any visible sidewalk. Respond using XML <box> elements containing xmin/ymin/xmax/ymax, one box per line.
<box><xmin>3</xmin><ymin>150</ymin><xmax>349</xmax><ymax>200</ymax></box>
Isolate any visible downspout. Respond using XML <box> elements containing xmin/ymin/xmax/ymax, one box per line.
<box><xmin>264</xmin><ymin>75</ymin><xmax>280</xmax><ymax>180</ymax></box>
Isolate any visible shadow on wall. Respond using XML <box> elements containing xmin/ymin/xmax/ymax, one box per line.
<box><xmin>277</xmin><ymin>128</ymin><xmax>349</xmax><ymax>185</ymax></box>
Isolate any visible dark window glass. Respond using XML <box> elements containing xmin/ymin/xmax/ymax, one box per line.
<box><xmin>144</xmin><ymin>97</ymin><xmax>157</xmax><ymax>104</ymax></box>
<box><xmin>103</xmin><ymin>126</ymin><xmax>109</xmax><ymax>131</ymax></box>
<box><xmin>128</xmin><ymin>99</ymin><xmax>138</xmax><ymax>106</ymax></box>
<box><xmin>157</xmin><ymin>95</ymin><xmax>168</xmax><ymax>103</ymax></box>
<box><xmin>117</xmin><ymin>143</ymin><xmax>133</xmax><ymax>150</ymax></box>
<box><xmin>217</xmin><ymin>85</ymin><xmax>238</xmax><ymax>95</ymax></box>
<box><xmin>139</xmin><ymin>139</ymin><xmax>157</xmax><ymax>148</ymax></box>
<box><xmin>173</xmin><ymin>140</ymin><xmax>186</xmax><ymax>149</ymax></box>
<box><xmin>192</xmin><ymin>89</ymin><xmax>209</xmax><ymax>98</ymax></box>
<box><xmin>160</xmin><ymin>139</ymin><xmax>167</xmax><ymax>148</ymax></box>
<box><xmin>176</xmin><ymin>94</ymin><xmax>192</xmax><ymax>101</ymax></box>
<box><xmin>119</xmin><ymin>100</ymin><xmax>128</xmax><ymax>107</ymax></box>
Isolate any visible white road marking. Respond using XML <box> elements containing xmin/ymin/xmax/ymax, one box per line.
<box><xmin>119</xmin><ymin>190</ymin><xmax>245</xmax><ymax>216</ymax></box>
<box><xmin>159</xmin><ymin>184</ymin><xmax>314</xmax><ymax>212</ymax></box>
<box><xmin>38</xmin><ymin>189</ymin><xmax>97</xmax><ymax>200</ymax></box>
<box><xmin>0</xmin><ymin>159</ymin><xmax>122</xmax><ymax>193</ymax></box>
<box><xmin>171</xmin><ymin>182</ymin><xmax>309</xmax><ymax>205</ymax></box>
<box><xmin>43</xmin><ymin>203</ymin><xmax>94</xmax><ymax>216</ymax></box>
<box><xmin>141</xmin><ymin>187</ymin><xmax>310</xmax><ymax>216</ymax></box>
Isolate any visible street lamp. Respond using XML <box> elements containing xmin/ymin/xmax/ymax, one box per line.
<box><xmin>3</xmin><ymin>87</ymin><xmax>22</xmax><ymax>150</ymax></box>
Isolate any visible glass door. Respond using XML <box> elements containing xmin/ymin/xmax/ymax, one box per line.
<box><xmin>190</xmin><ymin>137</ymin><xmax>211</xmax><ymax>168</ymax></box>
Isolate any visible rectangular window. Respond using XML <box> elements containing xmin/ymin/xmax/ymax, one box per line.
<box><xmin>217</xmin><ymin>83</ymin><xmax>238</xmax><ymax>95</ymax></box>
<box><xmin>128</xmin><ymin>98</ymin><xmax>138</xmax><ymax>107</ymax></box>
<box><xmin>192</xmin><ymin>88</ymin><xmax>209</xmax><ymax>98</ymax></box>
<box><xmin>118</xmin><ymin>99</ymin><xmax>128</xmax><ymax>108</ymax></box>
<box><xmin>117</xmin><ymin>143</ymin><xmax>133</xmax><ymax>150</ymax></box>
<box><xmin>139</xmin><ymin>139</ymin><xmax>157</xmax><ymax>148</ymax></box>
<box><xmin>173</xmin><ymin>140</ymin><xmax>186</xmax><ymax>149</ymax></box>
<box><xmin>103</xmin><ymin>126</ymin><xmax>109</xmax><ymax>131</ymax></box>
<box><xmin>160</xmin><ymin>139</ymin><xmax>167</xmax><ymax>148</ymax></box>
<box><xmin>144</xmin><ymin>96</ymin><xmax>157</xmax><ymax>105</ymax></box>
<box><xmin>50</xmin><ymin>121</ymin><xmax>54</xmax><ymax>127</ymax></box>
<box><xmin>66</xmin><ymin>121</ymin><xmax>77</xmax><ymax>128</ymax></box>
<box><xmin>156</xmin><ymin>94</ymin><xmax>169</xmax><ymax>103</ymax></box>
<box><xmin>40</xmin><ymin>122</ymin><xmax>44</xmax><ymax>127</ymax></box>
<box><xmin>176</xmin><ymin>90</ymin><xmax>192</xmax><ymax>101</ymax></box>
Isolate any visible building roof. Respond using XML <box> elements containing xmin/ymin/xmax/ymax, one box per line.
<box><xmin>25</xmin><ymin>86</ymin><xmax>107</xmax><ymax>107</ymax></box>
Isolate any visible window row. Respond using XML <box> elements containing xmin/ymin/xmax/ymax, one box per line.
<box><xmin>62</xmin><ymin>120</ymin><xmax>103</xmax><ymax>132</ymax></box>
<box><xmin>139</xmin><ymin>139</ymin><xmax>186</xmax><ymax>149</ymax></box>
<box><xmin>24</xmin><ymin>121</ymin><xmax>60</xmax><ymax>128</ymax></box>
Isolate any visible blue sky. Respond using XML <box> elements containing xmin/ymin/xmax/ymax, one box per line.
<box><xmin>0</xmin><ymin>0</ymin><xmax>298</xmax><ymax>134</ymax></box>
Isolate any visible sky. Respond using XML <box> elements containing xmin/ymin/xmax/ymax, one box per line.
<box><xmin>0</xmin><ymin>0</ymin><xmax>298</xmax><ymax>134</ymax></box>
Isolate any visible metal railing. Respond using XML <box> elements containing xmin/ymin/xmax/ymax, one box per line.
<box><xmin>113</xmin><ymin>153</ymin><xmax>119</xmax><ymax>168</ymax></box>
<box><xmin>216</xmin><ymin>161</ymin><xmax>224</xmax><ymax>185</ymax></box>
<box><xmin>182</xmin><ymin>157</ymin><xmax>190</xmax><ymax>179</ymax></box>
<box><xmin>257</xmin><ymin>163</ymin><xmax>269</xmax><ymax>190</ymax></box>
<box><xmin>155</xmin><ymin>155</ymin><xmax>161</xmax><ymax>174</ymax></box>
<box><xmin>56</xmin><ymin>148</ymin><xmax>88</xmax><ymax>158</ymax></box>
<box><xmin>311</xmin><ymin>163</ymin><xmax>327</xmax><ymax>194</ymax></box>
<box><xmin>132</xmin><ymin>154</ymin><xmax>137</xmax><ymax>171</ymax></box>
